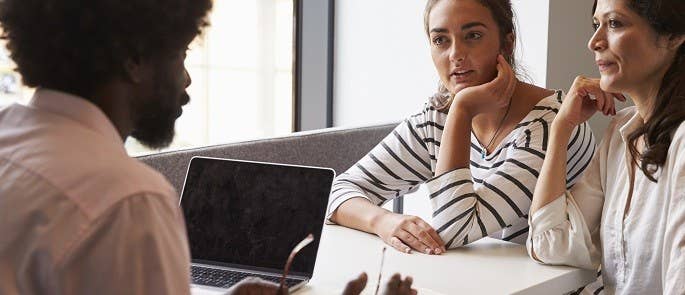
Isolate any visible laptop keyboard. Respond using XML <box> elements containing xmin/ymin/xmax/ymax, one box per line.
<box><xmin>191</xmin><ymin>265</ymin><xmax>304</xmax><ymax>289</ymax></box>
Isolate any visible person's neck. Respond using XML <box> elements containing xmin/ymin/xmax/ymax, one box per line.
<box><xmin>88</xmin><ymin>82</ymin><xmax>135</xmax><ymax>142</ymax></box>
<box><xmin>472</xmin><ymin>81</ymin><xmax>523</xmax><ymax>132</ymax></box>
<box><xmin>626</xmin><ymin>79</ymin><xmax>661</xmax><ymax>122</ymax></box>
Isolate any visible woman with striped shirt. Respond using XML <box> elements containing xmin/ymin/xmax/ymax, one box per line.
<box><xmin>327</xmin><ymin>0</ymin><xmax>595</xmax><ymax>255</ymax></box>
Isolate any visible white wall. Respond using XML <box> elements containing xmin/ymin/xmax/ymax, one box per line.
<box><xmin>547</xmin><ymin>0</ymin><xmax>633</xmax><ymax>139</ymax></box>
<box><xmin>333</xmin><ymin>0</ymin><xmax>626</xmax><ymax>138</ymax></box>
<box><xmin>333</xmin><ymin>0</ymin><xmax>437</xmax><ymax>127</ymax></box>
<box><xmin>333</xmin><ymin>0</ymin><xmax>551</xmax><ymax>127</ymax></box>
<box><xmin>511</xmin><ymin>0</ymin><xmax>549</xmax><ymax>85</ymax></box>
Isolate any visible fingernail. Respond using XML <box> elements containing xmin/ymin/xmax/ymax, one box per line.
<box><xmin>425</xmin><ymin>248</ymin><xmax>432</xmax><ymax>254</ymax></box>
<box><xmin>434</xmin><ymin>248</ymin><xmax>442</xmax><ymax>255</ymax></box>
<box><xmin>405</xmin><ymin>248</ymin><xmax>412</xmax><ymax>254</ymax></box>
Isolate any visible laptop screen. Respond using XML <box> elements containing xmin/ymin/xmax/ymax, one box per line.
<box><xmin>180</xmin><ymin>157</ymin><xmax>334</xmax><ymax>276</ymax></box>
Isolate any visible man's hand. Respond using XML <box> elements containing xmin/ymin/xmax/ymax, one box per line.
<box><xmin>382</xmin><ymin>274</ymin><xmax>417</xmax><ymax>295</ymax></box>
<box><xmin>342</xmin><ymin>273</ymin><xmax>368</xmax><ymax>295</ymax></box>
<box><xmin>342</xmin><ymin>272</ymin><xmax>417</xmax><ymax>295</ymax></box>
<box><xmin>225</xmin><ymin>277</ymin><xmax>287</xmax><ymax>295</ymax></box>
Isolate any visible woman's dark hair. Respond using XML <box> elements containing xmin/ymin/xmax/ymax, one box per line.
<box><xmin>593</xmin><ymin>0</ymin><xmax>685</xmax><ymax>182</ymax></box>
<box><xmin>0</xmin><ymin>0</ymin><xmax>212</xmax><ymax>99</ymax></box>
<box><xmin>424</xmin><ymin>0</ymin><xmax>520</xmax><ymax>111</ymax></box>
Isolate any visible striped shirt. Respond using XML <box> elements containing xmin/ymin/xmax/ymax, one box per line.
<box><xmin>327</xmin><ymin>91</ymin><xmax>596</xmax><ymax>248</ymax></box>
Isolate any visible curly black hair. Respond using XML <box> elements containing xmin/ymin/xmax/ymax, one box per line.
<box><xmin>0</xmin><ymin>0</ymin><xmax>212</xmax><ymax>98</ymax></box>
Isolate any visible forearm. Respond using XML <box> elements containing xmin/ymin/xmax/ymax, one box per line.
<box><xmin>435</xmin><ymin>108</ymin><xmax>472</xmax><ymax>175</ymax></box>
<box><xmin>330</xmin><ymin>197</ymin><xmax>391</xmax><ymax>234</ymax></box>
<box><xmin>530</xmin><ymin>122</ymin><xmax>574</xmax><ymax>214</ymax></box>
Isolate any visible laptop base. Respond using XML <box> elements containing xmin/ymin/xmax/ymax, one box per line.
<box><xmin>191</xmin><ymin>265</ymin><xmax>307</xmax><ymax>291</ymax></box>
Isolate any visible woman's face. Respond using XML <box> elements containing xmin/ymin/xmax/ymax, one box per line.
<box><xmin>590</xmin><ymin>0</ymin><xmax>679</xmax><ymax>97</ymax></box>
<box><xmin>428</xmin><ymin>0</ymin><xmax>509</xmax><ymax>95</ymax></box>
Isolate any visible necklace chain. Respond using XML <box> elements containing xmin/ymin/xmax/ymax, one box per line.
<box><xmin>481</xmin><ymin>97</ymin><xmax>513</xmax><ymax>159</ymax></box>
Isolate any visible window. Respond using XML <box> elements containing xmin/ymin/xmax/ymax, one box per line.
<box><xmin>0</xmin><ymin>45</ymin><xmax>33</xmax><ymax>106</ymax></box>
<box><xmin>127</xmin><ymin>0</ymin><xmax>295</xmax><ymax>155</ymax></box>
<box><xmin>0</xmin><ymin>0</ymin><xmax>296</xmax><ymax>156</ymax></box>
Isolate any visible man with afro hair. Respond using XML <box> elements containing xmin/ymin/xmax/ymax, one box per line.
<box><xmin>0</xmin><ymin>0</ymin><xmax>293</xmax><ymax>293</ymax></box>
<box><xmin>0</xmin><ymin>0</ymin><xmax>416</xmax><ymax>293</ymax></box>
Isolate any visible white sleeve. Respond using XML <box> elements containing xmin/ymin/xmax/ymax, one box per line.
<box><xmin>526</xmin><ymin>131</ymin><xmax>606</xmax><ymax>270</ymax></box>
<box><xmin>58</xmin><ymin>193</ymin><xmax>191</xmax><ymax>295</ymax></box>
<box><xmin>527</xmin><ymin>192</ymin><xmax>601</xmax><ymax>269</ymax></box>
<box><xmin>663</xmin><ymin>133</ymin><xmax>685</xmax><ymax>294</ymax></box>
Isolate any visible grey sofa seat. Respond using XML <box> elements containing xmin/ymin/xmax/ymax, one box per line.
<box><xmin>137</xmin><ymin>123</ymin><xmax>397</xmax><ymax>195</ymax></box>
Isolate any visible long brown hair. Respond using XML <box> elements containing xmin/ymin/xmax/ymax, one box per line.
<box><xmin>424</xmin><ymin>0</ymin><xmax>519</xmax><ymax>111</ymax></box>
<box><xmin>593</xmin><ymin>0</ymin><xmax>685</xmax><ymax>181</ymax></box>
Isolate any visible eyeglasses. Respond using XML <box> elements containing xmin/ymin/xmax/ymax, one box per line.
<box><xmin>279</xmin><ymin>233</ymin><xmax>315</xmax><ymax>291</ymax></box>
<box><xmin>374</xmin><ymin>247</ymin><xmax>387</xmax><ymax>295</ymax></box>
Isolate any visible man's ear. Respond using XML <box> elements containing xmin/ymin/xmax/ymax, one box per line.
<box><xmin>124</xmin><ymin>57</ymin><xmax>145</xmax><ymax>84</ymax></box>
<box><xmin>668</xmin><ymin>34</ymin><xmax>685</xmax><ymax>51</ymax></box>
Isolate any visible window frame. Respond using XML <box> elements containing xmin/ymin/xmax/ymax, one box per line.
<box><xmin>293</xmin><ymin>0</ymin><xmax>335</xmax><ymax>131</ymax></box>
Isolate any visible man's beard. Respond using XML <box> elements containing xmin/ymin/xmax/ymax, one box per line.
<box><xmin>130</xmin><ymin>91</ymin><xmax>186</xmax><ymax>150</ymax></box>
<box><xmin>130</xmin><ymin>108</ymin><xmax>176</xmax><ymax>150</ymax></box>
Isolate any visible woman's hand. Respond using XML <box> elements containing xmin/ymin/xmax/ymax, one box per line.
<box><xmin>554</xmin><ymin>76</ymin><xmax>626</xmax><ymax>132</ymax></box>
<box><xmin>373</xmin><ymin>212</ymin><xmax>446</xmax><ymax>254</ymax></box>
<box><xmin>450</xmin><ymin>54</ymin><xmax>517</xmax><ymax>118</ymax></box>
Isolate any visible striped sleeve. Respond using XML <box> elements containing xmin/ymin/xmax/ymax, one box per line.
<box><xmin>326</xmin><ymin>110</ymin><xmax>437</xmax><ymax>222</ymax></box>
<box><xmin>566</xmin><ymin>122</ymin><xmax>596</xmax><ymax>187</ymax></box>
<box><xmin>427</xmin><ymin>115</ymin><xmax>595</xmax><ymax>249</ymax></box>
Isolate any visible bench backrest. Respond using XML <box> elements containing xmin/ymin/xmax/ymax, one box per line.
<box><xmin>137</xmin><ymin>123</ymin><xmax>397</xmax><ymax>193</ymax></box>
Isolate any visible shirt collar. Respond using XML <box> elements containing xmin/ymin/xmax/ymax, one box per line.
<box><xmin>619</xmin><ymin>109</ymin><xmax>644</xmax><ymax>143</ymax></box>
<box><xmin>28</xmin><ymin>88</ymin><xmax>124</xmax><ymax>146</ymax></box>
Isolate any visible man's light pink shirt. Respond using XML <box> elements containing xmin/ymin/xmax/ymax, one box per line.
<box><xmin>0</xmin><ymin>89</ymin><xmax>191</xmax><ymax>294</ymax></box>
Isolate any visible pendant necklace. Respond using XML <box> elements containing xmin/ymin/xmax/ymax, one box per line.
<box><xmin>480</xmin><ymin>97</ymin><xmax>513</xmax><ymax>159</ymax></box>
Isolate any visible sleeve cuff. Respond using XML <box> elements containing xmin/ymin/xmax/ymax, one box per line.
<box><xmin>529</xmin><ymin>193</ymin><xmax>568</xmax><ymax>234</ymax></box>
<box><xmin>325</xmin><ymin>192</ymin><xmax>371</xmax><ymax>225</ymax></box>
<box><xmin>425</xmin><ymin>167</ymin><xmax>471</xmax><ymax>193</ymax></box>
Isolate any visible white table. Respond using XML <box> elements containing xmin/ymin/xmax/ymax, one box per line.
<box><xmin>193</xmin><ymin>225</ymin><xmax>595</xmax><ymax>295</ymax></box>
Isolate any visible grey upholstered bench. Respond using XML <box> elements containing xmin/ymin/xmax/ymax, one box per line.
<box><xmin>137</xmin><ymin>123</ymin><xmax>404</xmax><ymax>212</ymax></box>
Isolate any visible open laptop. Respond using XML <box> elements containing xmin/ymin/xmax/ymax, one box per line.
<box><xmin>179</xmin><ymin>156</ymin><xmax>335</xmax><ymax>292</ymax></box>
